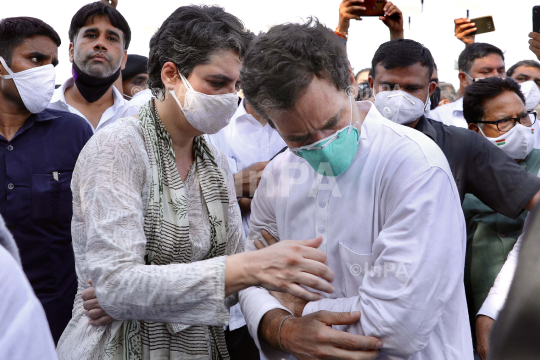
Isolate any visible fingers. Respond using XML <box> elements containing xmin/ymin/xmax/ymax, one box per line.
<box><xmin>460</xmin><ymin>27</ymin><xmax>477</xmax><ymax>36</ymax></box>
<box><xmin>454</xmin><ymin>18</ymin><xmax>470</xmax><ymax>25</ymax></box>
<box><xmin>317</xmin><ymin>310</ymin><xmax>362</xmax><ymax>326</ymax></box>
<box><xmin>82</xmin><ymin>298</ymin><xmax>100</xmax><ymax>311</ymax></box>
<box><xmin>81</xmin><ymin>286</ymin><xmax>97</xmax><ymax>301</ymax></box>
<box><xmin>326</xmin><ymin>329</ymin><xmax>383</xmax><ymax>350</ymax></box>
<box><xmin>283</xmin><ymin>283</ymin><xmax>323</xmax><ymax>302</ymax></box>
<box><xmin>297</xmin><ymin>256</ymin><xmax>334</xmax><ymax>283</ymax></box>
<box><xmin>254</xmin><ymin>239</ymin><xmax>266</xmax><ymax>250</ymax></box>
<box><xmin>530</xmin><ymin>31</ymin><xmax>540</xmax><ymax>40</ymax></box>
<box><xmin>293</xmin><ymin>271</ymin><xmax>335</xmax><ymax>294</ymax></box>
<box><xmin>294</xmin><ymin>236</ymin><xmax>323</xmax><ymax>250</ymax></box>
<box><xmin>261</xmin><ymin>229</ymin><xmax>279</xmax><ymax>245</ymax></box>
<box><xmin>85</xmin><ymin>308</ymin><xmax>108</xmax><ymax>319</ymax></box>
<box><xmin>89</xmin><ymin>315</ymin><xmax>115</xmax><ymax>327</ymax></box>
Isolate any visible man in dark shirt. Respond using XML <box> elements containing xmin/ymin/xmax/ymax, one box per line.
<box><xmin>0</xmin><ymin>17</ymin><xmax>93</xmax><ymax>343</ymax></box>
<box><xmin>368</xmin><ymin>39</ymin><xmax>540</xmax><ymax>218</ymax></box>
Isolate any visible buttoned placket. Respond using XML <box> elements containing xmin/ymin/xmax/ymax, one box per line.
<box><xmin>312</xmin><ymin>173</ymin><xmax>336</xmax><ymax>254</ymax></box>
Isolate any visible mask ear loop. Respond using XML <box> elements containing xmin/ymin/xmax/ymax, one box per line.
<box><xmin>0</xmin><ymin>57</ymin><xmax>15</xmax><ymax>79</ymax></box>
<box><xmin>477</xmin><ymin>123</ymin><xmax>487</xmax><ymax>137</ymax></box>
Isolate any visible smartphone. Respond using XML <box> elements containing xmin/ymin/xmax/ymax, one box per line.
<box><xmin>470</xmin><ymin>16</ymin><xmax>495</xmax><ymax>35</ymax></box>
<box><xmin>351</xmin><ymin>0</ymin><xmax>387</xmax><ymax>17</ymax></box>
<box><xmin>534</xmin><ymin>6</ymin><xmax>540</xmax><ymax>33</ymax></box>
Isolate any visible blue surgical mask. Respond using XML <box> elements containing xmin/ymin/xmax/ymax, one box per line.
<box><xmin>290</xmin><ymin>96</ymin><xmax>360</xmax><ymax>176</ymax></box>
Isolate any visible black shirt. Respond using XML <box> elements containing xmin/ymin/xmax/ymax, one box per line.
<box><xmin>415</xmin><ymin>116</ymin><xmax>540</xmax><ymax>219</ymax></box>
<box><xmin>0</xmin><ymin>109</ymin><xmax>93</xmax><ymax>343</ymax></box>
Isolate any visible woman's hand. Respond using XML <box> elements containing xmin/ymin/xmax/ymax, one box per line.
<box><xmin>226</xmin><ymin>235</ymin><xmax>334</xmax><ymax>301</ymax></box>
<box><xmin>82</xmin><ymin>280</ymin><xmax>116</xmax><ymax>326</ymax></box>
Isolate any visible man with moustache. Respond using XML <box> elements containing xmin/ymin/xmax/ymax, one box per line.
<box><xmin>48</xmin><ymin>1</ymin><xmax>130</xmax><ymax>132</ymax></box>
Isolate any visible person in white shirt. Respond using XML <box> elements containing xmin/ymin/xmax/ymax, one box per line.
<box><xmin>48</xmin><ymin>2</ymin><xmax>129</xmax><ymax>132</ymax></box>
<box><xmin>0</xmin><ymin>215</ymin><xmax>58</xmax><ymax>360</ymax></box>
<box><xmin>430</xmin><ymin>43</ymin><xmax>506</xmax><ymax>128</ymax></box>
<box><xmin>220</xmin><ymin>98</ymin><xmax>286</xmax><ymax>359</ymax></box>
<box><xmin>238</xmin><ymin>19</ymin><xmax>473</xmax><ymax>360</ymax></box>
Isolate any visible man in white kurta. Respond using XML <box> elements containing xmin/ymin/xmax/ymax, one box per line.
<box><xmin>239</xmin><ymin>101</ymin><xmax>473</xmax><ymax>360</ymax></box>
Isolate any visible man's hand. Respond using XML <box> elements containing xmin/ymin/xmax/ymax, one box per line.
<box><xmin>380</xmin><ymin>2</ymin><xmax>404</xmax><ymax>40</ymax></box>
<box><xmin>337</xmin><ymin>0</ymin><xmax>366</xmax><ymax>33</ymax></box>
<box><xmin>82</xmin><ymin>280</ymin><xmax>116</xmax><ymax>326</ymax></box>
<box><xmin>529</xmin><ymin>32</ymin><xmax>540</xmax><ymax>61</ymax></box>
<box><xmin>455</xmin><ymin>18</ymin><xmax>476</xmax><ymax>45</ymax></box>
<box><xmin>270</xmin><ymin>291</ymin><xmax>308</xmax><ymax>318</ymax></box>
<box><xmin>260</xmin><ymin>309</ymin><xmax>382</xmax><ymax>360</ymax></box>
<box><xmin>101</xmin><ymin>0</ymin><xmax>118</xmax><ymax>7</ymax></box>
<box><xmin>233</xmin><ymin>161</ymin><xmax>269</xmax><ymax>198</ymax></box>
<box><xmin>476</xmin><ymin>315</ymin><xmax>495</xmax><ymax>360</ymax></box>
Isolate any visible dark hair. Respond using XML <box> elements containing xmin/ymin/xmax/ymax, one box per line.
<box><xmin>241</xmin><ymin>18</ymin><xmax>350</xmax><ymax>123</ymax></box>
<box><xmin>507</xmin><ymin>60</ymin><xmax>540</xmax><ymax>77</ymax></box>
<box><xmin>355</xmin><ymin>68</ymin><xmax>371</xmax><ymax>79</ymax></box>
<box><xmin>0</xmin><ymin>17</ymin><xmax>61</xmax><ymax>67</ymax></box>
<box><xmin>463</xmin><ymin>77</ymin><xmax>525</xmax><ymax>124</ymax></box>
<box><xmin>148</xmin><ymin>5</ymin><xmax>253</xmax><ymax>99</ymax></box>
<box><xmin>458</xmin><ymin>43</ymin><xmax>504</xmax><ymax>74</ymax></box>
<box><xmin>371</xmin><ymin>39</ymin><xmax>435</xmax><ymax>81</ymax></box>
<box><xmin>69</xmin><ymin>1</ymin><xmax>131</xmax><ymax>50</ymax></box>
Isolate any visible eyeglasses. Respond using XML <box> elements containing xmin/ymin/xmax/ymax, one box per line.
<box><xmin>477</xmin><ymin>111</ymin><xmax>537</xmax><ymax>132</ymax></box>
<box><xmin>462</xmin><ymin>72</ymin><xmax>503</xmax><ymax>83</ymax></box>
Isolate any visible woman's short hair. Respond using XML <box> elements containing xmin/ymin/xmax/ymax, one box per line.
<box><xmin>147</xmin><ymin>5</ymin><xmax>253</xmax><ymax>99</ymax></box>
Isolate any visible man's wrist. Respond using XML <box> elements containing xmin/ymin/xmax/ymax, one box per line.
<box><xmin>259</xmin><ymin>309</ymin><xmax>292</xmax><ymax>350</ymax></box>
<box><xmin>337</xmin><ymin>18</ymin><xmax>350</xmax><ymax>33</ymax></box>
<box><xmin>390</xmin><ymin>29</ymin><xmax>404</xmax><ymax>40</ymax></box>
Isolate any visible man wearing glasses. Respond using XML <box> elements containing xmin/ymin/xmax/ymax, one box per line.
<box><xmin>462</xmin><ymin>76</ymin><xmax>540</xmax><ymax>360</ymax></box>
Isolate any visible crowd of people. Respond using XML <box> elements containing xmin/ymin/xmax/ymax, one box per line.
<box><xmin>2</xmin><ymin>0</ymin><xmax>540</xmax><ymax>359</ymax></box>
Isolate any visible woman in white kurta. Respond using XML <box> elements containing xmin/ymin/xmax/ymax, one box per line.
<box><xmin>56</xmin><ymin>5</ymin><xmax>334</xmax><ymax>360</ymax></box>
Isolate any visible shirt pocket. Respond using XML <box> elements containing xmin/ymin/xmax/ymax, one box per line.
<box><xmin>339</xmin><ymin>242</ymin><xmax>374</xmax><ymax>297</ymax></box>
<box><xmin>32</xmin><ymin>172</ymin><xmax>73</xmax><ymax>225</ymax></box>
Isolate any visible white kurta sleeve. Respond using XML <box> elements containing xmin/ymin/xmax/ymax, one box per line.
<box><xmin>73</xmin><ymin>122</ymin><xmax>231</xmax><ymax>326</ymax></box>
<box><xmin>301</xmin><ymin>167</ymin><xmax>466</xmax><ymax>359</ymax></box>
<box><xmin>239</xmin><ymin>166</ymin><xmax>293</xmax><ymax>360</ymax></box>
<box><xmin>477</xmin><ymin>214</ymin><xmax>529</xmax><ymax>320</ymax></box>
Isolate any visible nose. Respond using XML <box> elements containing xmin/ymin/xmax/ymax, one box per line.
<box><xmin>93</xmin><ymin>35</ymin><xmax>108</xmax><ymax>52</ymax></box>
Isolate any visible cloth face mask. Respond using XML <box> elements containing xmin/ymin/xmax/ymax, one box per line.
<box><xmin>374</xmin><ymin>89</ymin><xmax>428</xmax><ymax>125</ymax></box>
<box><xmin>290</xmin><ymin>96</ymin><xmax>360</xmax><ymax>177</ymax></box>
<box><xmin>480</xmin><ymin>123</ymin><xmax>535</xmax><ymax>160</ymax></box>
<box><xmin>520</xmin><ymin>81</ymin><xmax>540</xmax><ymax>111</ymax></box>
<box><xmin>169</xmin><ymin>72</ymin><xmax>239</xmax><ymax>134</ymax></box>
<box><xmin>0</xmin><ymin>56</ymin><xmax>55</xmax><ymax>114</ymax></box>
<box><xmin>72</xmin><ymin>62</ymin><xmax>120</xmax><ymax>103</ymax></box>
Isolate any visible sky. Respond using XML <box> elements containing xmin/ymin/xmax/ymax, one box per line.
<box><xmin>3</xmin><ymin>0</ymin><xmax>540</xmax><ymax>90</ymax></box>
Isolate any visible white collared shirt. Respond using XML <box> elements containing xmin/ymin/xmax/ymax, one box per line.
<box><xmin>222</xmin><ymin>99</ymin><xmax>286</xmax><ymax>332</ymax></box>
<box><xmin>430</xmin><ymin>97</ymin><xmax>467</xmax><ymax>128</ymax></box>
<box><xmin>239</xmin><ymin>103</ymin><xmax>473</xmax><ymax>360</ymax></box>
<box><xmin>48</xmin><ymin>77</ymin><xmax>128</xmax><ymax>132</ymax></box>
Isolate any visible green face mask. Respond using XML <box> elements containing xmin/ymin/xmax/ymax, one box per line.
<box><xmin>291</xmin><ymin>97</ymin><xmax>360</xmax><ymax>176</ymax></box>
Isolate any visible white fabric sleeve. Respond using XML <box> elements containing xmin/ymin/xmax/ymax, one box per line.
<box><xmin>74</xmin><ymin>123</ymin><xmax>230</xmax><ymax>326</ymax></box>
<box><xmin>0</xmin><ymin>246</ymin><xmax>58</xmax><ymax>360</ymax></box>
<box><xmin>302</xmin><ymin>167</ymin><xmax>466</xmax><ymax>359</ymax></box>
<box><xmin>477</xmin><ymin>214</ymin><xmax>529</xmax><ymax>320</ymax></box>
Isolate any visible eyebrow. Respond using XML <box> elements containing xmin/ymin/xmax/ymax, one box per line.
<box><xmin>205</xmin><ymin>74</ymin><xmax>235</xmax><ymax>82</ymax></box>
<box><xmin>284</xmin><ymin>108</ymin><xmax>343</xmax><ymax>142</ymax></box>
<box><xmin>494</xmin><ymin>111</ymin><xmax>528</xmax><ymax>121</ymax></box>
<box><xmin>515</xmin><ymin>73</ymin><xmax>532</xmax><ymax>78</ymax></box>
<box><xmin>82</xmin><ymin>28</ymin><xmax>121</xmax><ymax>39</ymax></box>
<box><xmin>26</xmin><ymin>51</ymin><xmax>59</xmax><ymax>67</ymax></box>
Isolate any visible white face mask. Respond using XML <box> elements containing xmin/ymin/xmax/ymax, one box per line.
<box><xmin>479</xmin><ymin>123</ymin><xmax>535</xmax><ymax>160</ymax></box>
<box><xmin>0</xmin><ymin>56</ymin><xmax>56</xmax><ymax>114</ymax></box>
<box><xmin>424</xmin><ymin>96</ymin><xmax>432</xmax><ymax>118</ymax></box>
<box><xmin>520</xmin><ymin>81</ymin><xmax>540</xmax><ymax>111</ymax></box>
<box><xmin>169</xmin><ymin>72</ymin><xmax>239</xmax><ymax>134</ymax></box>
<box><xmin>374</xmin><ymin>89</ymin><xmax>428</xmax><ymax>125</ymax></box>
